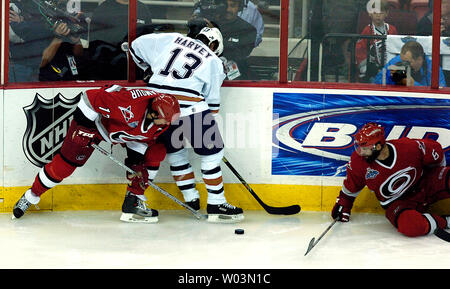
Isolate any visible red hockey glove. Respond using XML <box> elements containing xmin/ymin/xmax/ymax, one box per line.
<box><xmin>71</xmin><ymin>126</ymin><xmax>98</xmax><ymax>148</ymax></box>
<box><xmin>126</xmin><ymin>164</ymin><xmax>149</xmax><ymax>195</ymax></box>
<box><xmin>331</xmin><ymin>191</ymin><xmax>355</xmax><ymax>222</ymax></box>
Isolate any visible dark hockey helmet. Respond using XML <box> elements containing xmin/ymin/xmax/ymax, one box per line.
<box><xmin>187</xmin><ymin>17</ymin><xmax>211</xmax><ymax>38</ymax></box>
<box><xmin>151</xmin><ymin>94</ymin><xmax>181</xmax><ymax>123</ymax></box>
<box><xmin>354</xmin><ymin>122</ymin><xmax>386</xmax><ymax>155</ymax></box>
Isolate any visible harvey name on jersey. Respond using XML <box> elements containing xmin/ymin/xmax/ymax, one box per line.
<box><xmin>342</xmin><ymin>138</ymin><xmax>445</xmax><ymax>207</ymax></box>
<box><xmin>129</xmin><ymin>32</ymin><xmax>226</xmax><ymax>117</ymax></box>
<box><xmin>174</xmin><ymin>36</ymin><xmax>214</xmax><ymax>59</ymax></box>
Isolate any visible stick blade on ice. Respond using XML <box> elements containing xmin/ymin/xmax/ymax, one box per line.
<box><xmin>266</xmin><ymin>204</ymin><xmax>301</xmax><ymax>215</ymax></box>
<box><xmin>304</xmin><ymin>238</ymin><xmax>315</xmax><ymax>256</ymax></box>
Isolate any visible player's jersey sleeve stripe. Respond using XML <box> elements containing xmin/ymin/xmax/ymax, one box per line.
<box><xmin>174</xmin><ymin>95</ymin><xmax>204</xmax><ymax>102</ymax></box>
<box><xmin>104</xmin><ymin>84</ymin><xmax>123</xmax><ymax>93</ymax></box>
<box><xmin>129</xmin><ymin>46</ymin><xmax>149</xmax><ymax>70</ymax></box>
<box><xmin>341</xmin><ymin>185</ymin><xmax>361</xmax><ymax>198</ymax></box>
<box><xmin>125</xmin><ymin>141</ymin><xmax>148</xmax><ymax>155</ymax></box>
<box><xmin>423</xmin><ymin>213</ymin><xmax>438</xmax><ymax>235</ymax></box>
<box><xmin>78</xmin><ymin>92</ymin><xmax>99</xmax><ymax>121</ymax></box>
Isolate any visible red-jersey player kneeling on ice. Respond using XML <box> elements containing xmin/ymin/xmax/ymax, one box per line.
<box><xmin>332</xmin><ymin>122</ymin><xmax>450</xmax><ymax>237</ymax></box>
<box><xmin>13</xmin><ymin>84</ymin><xmax>180</xmax><ymax>223</ymax></box>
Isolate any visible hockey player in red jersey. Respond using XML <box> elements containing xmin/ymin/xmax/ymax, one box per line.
<box><xmin>332</xmin><ymin>122</ymin><xmax>450</xmax><ymax>237</ymax></box>
<box><xmin>13</xmin><ymin>84</ymin><xmax>180</xmax><ymax>223</ymax></box>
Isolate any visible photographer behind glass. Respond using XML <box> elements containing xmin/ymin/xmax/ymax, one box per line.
<box><xmin>188</xmin><ymin>0</ymin><xmax>257</xmax><ymax>80</ymax></box>
<box><xmin>374</xmin><ymin>41</ymin><xmax>446</xmax><ymax>87</ymax></box>
<box><xmin>9</xmin><ymin>0</ymin><xmax>86</xmax><ymax>82</ymax></box>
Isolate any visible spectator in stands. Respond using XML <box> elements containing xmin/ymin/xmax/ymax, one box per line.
<box><xmin>417</xmin><ymin>0</ymin><xmax>433</xmax><ymax>35</ymax></box>
<box><xmin>88</xmin><ymin>0</ymin><xmax>154</xmax><ymax>80</ymax></box>
<box><xmin>38</xmin><ymin>21</ymin><xmax>86</xmax><ymax>81</ymax></box>
<box><xmin>38</xmin><ymin>1</ymin><xmax>88</xmax><ymax>81</ymax></box>
<box><xmin>440</xmin><ymin>9</ymin><xmax>450</xmax><ymax>84</ymax></box>
<box><xmin>398</xmin><ymin>0</ymin><xmax>412</xmax><ymax>10</ymax></box>
<box><xmin>9</xmin><ymin>0</ymin><xmax>86</xmax><ymax>82</ymax></box>
<box><xmin>418</xmin><ymin>0</ymin><xmax>450</xmax><ymax>35</ymax></box>
<box><xmin>356</xmin><ymin>0</ymin><xmax>398</xmax><ymax>82</ymax></box>
<box><xmin>441</xmin><ymin>5</ymin><xmax>450</xmax><ymax>35</ymax></box>
<box><xmin>193</xmin><ymin>0</ymin><xmax>263</xmax><ymax>47</ymax></box>
<box><xmin>238</xmin><ymin>0</ymin><xmax>264</xmax><ymax>47</ymax></box>
<box><xmin>190</xmin><ymin>0</ymin><xmax>257</xmax><ymax>80</ymax></box>
<box><xmin>374</xmin><ymin>40</ymin><xmax>446</xmax><ymax>86</ymax></box>
<box><xmin>321</xmin><ymin>0</ymin><xmax>367</xmax><ymax>77</ymax></box>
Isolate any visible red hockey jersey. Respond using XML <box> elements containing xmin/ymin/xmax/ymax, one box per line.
<box><xmin>355</xmin><ymin>23</ymin><xmax>398</xmax><ymax>66</ymax></box>
<box><xmin>78</xmin><ymin>85</ymin><xmax>168</xmax><ymax>146</ymax></box>
<box><xmin>342</xmin><ymin>138</ymin><xmax>445</xmax><ymax>207</ymax></box>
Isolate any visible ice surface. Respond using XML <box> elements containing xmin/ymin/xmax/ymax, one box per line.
<box><xmin>0</xmin><ymin>210</ymin><xmax>448</xmax><ymax>269</ymax></box>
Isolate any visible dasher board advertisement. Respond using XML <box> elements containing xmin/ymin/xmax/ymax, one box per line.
<box><xmin>272</xmin><ymin>92</ymin><xmax>450</xmax><ymax>176</ymax></box>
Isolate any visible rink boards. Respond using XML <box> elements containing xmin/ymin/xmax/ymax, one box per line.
<box><xmin>0</xmin><ymin>86</ymin><xmax>449</xmax><ymax>214</ymax></box>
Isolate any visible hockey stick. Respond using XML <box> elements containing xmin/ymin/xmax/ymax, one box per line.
<box><xmin>434</xmin><ymin>228</ymin><xmax>450</xmax><ymax>242</ymax></box>
<box><xmin>304</xmin><ymin>218</ymin><xmax>338</xmax><ymax>256</ymax></box>
<box><xmin>222</xmin><ymin>156</ymin><xmax>301</xmax><ymax>215</ymax></box>
<box><xmin>92</xmin><ymin>143</ymin><xmax>207</xmax><ymax>220</ymax></box>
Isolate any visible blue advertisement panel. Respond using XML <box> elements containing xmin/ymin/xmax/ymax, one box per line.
<box><xmin>272</xmin><ymin>92</ymin><xmax>450</xmax><ymax>176</ymax></box>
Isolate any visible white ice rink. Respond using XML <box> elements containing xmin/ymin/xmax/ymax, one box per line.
<box><xmin>0</xmin><ymin>210</ymin><xmax>449</xmax><ymax>269</ymax></box>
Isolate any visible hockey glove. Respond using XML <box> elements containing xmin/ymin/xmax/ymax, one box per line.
<box><xmin>71</xmin><ymin>126</ymin><xmax>98</xmax><ymax>148</ymax></box>
<box><xmin>331</xmin><ymin>191</ymin><xmax>355</xmax><ymax>222</ymax></box>
<box><xmin>126</xmin><ymin>164</ymin><xmax>149</xmax><ymax>195</ymax></box>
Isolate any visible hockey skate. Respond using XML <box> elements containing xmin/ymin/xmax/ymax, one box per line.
<box><xmin>12</xmin><ymin>189</ymin><xmax>40</xmax><ymax>219</ymax></box>
<box><xmin>120</xmin><ymin>191</ymin><xmax>158</xmax><ymax>223</ymax></box>
<box><xmin>185</xmin><ymin>198</ymin><xmax>200</xmax><ymax>211</ymax></box>
<box><xmin>206</xmin><ymin>202</ymin><xmax>244</xmax><ymax>223</ymax></box>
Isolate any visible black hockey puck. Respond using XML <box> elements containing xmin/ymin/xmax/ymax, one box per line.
<box><xmin>235</xmin><ymin>229</ymin><xmax>244</xmax><ymax>235</ymax></box>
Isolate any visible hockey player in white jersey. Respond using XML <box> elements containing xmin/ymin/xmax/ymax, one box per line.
<box><xmin>129</xmin><ymin>27</ymin><xmax>244</xmax><ymax>223</ymax></box>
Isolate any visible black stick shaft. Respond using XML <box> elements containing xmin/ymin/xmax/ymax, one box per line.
<box><xmin>222</xmin><ymin>157</ymin><xmax>300</xmax><ymax>215</ymax></box>
<box><xmin>92</xmin><ymin>143</ymin><xmax>206</xmax><ymax>220</ymax></box>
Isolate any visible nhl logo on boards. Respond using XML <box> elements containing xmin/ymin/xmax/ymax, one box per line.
<box><xmin>23</xmin><ymin>93</ymin><xmax>81</xmax><ymax>167</ymax></box>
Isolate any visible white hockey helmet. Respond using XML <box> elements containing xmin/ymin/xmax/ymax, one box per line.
<box><xmin>196</xmin><ymin>27</ymin><xmax>224</xmax><ymax>56</ymax></box>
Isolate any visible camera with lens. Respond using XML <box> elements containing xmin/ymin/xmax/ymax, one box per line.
<box><xmin>33</xmin><ymin>0</ymin><xmax>87</xmax><ymax>35</ymax></box>
<box><xmin>388</xmin><ymin>61</ymin><xmax>411</xmax><ymax>85</ymax></box>
<box><xmin>193</xmin><ymin>0</ymin><xmax>227</xmax><ymax>21</ymax></box>
<box><xmin>187</xmin><ymin>0</ymin><xmax>224</xmax><ymax>37</ymax></box>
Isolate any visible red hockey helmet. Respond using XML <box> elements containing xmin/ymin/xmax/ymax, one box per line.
<box><xmin>151</xmin><ymin>93</ymin><xmax>181</xmax><ymax>123</ymax></box>
<box><xmin>354</xmin><ymin>122</ymin><xmax>386</xmax><ymax>155</ymax></box>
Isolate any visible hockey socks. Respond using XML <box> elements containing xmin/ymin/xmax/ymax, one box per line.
<box><xmin>397</xmin><ymin>210</ymin><xmax>448</xmax><ymax>237</ymax></box>
<box><xmin>32</xmin><ymin>154</ymin><xmax>77</xmax><ymax>196</ymax></box>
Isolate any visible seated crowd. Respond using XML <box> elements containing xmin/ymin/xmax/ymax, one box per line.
<box><xmin>8</xmin><ymin>0</ymin><xmax>449</xmax><ymax>86</ymax></box>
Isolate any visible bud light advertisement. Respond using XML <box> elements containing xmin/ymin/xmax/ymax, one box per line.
<box><xmin>272</xmin><ymin>92</ymin><xmax>450</xmax><ymax>176</ymax></box>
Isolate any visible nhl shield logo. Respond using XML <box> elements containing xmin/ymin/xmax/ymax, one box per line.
<box><xmin>23</xmin><ymin>93</ymin><xmax>81</xmax><ymax>167</ymax></box>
